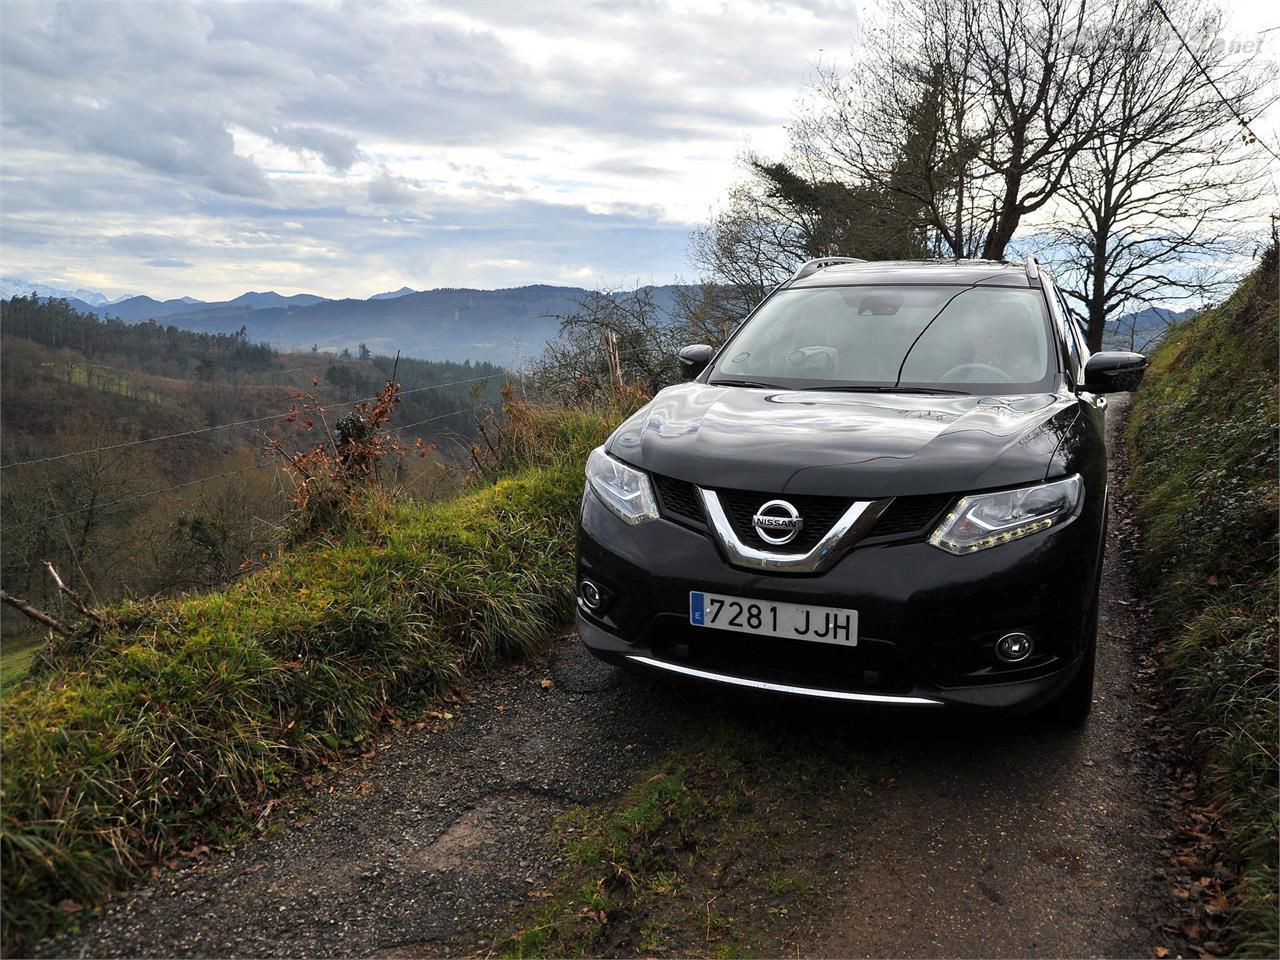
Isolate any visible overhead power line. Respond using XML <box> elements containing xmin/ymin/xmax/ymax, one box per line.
<box><xmin>4</xmin><ymin>399</ymin><xmax>502</xmax><ymax>532</ymax></box>
<box><xmin>0</xmin><ymin>373</ymin><xmax>505</xmax><ymax>471</ymax></box>
<box><xmin>4</xmin><ymin>460</ymin><xmax>278</xmax><ymax>532</ymax></box>
<box><xmin>1149</xmin><ymin>0</ymin><xmax>1280</xmax><ymax>164</ymax></box>
<box><xmin>389</xmin><ymin>404</ymin><xmax>501</xmax><ymax>435</ymax></box>
<box><xmin>1</xmin><ymin>412</ymin><xmax>294</xmax><ymax>471</ymax></box>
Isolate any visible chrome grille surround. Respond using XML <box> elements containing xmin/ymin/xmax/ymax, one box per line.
<box><xmin>699</xmin><ymin>488</ymin><xmax>892</xmax><ymax>573</ymax></box>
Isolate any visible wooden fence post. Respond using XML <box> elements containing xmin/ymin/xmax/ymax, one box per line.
<box><xmin>604</xmin><ymin>330</ymin><xmax>623</xmax><ymax>396</ymax></box>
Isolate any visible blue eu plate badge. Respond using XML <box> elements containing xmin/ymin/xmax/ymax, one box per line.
<box><xmin>689</xmin><ymin>591</ymin><xmax>706</xmax><ymax>625</ymax></box>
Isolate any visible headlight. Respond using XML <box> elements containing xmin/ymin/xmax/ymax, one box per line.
<box><xmin>585</xmin><ymin>446</ymin><xmax>659</xmax><ymax>524</ymax></box>
<box><xmin>929</xmin><ymin>475</ymin><xmax>1083</xmax><ymax>555</ymax></box>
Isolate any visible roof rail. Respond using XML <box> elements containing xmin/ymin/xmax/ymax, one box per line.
<box><xmin>1024</xmin><ymin>255</ymin><xmax>1040</xmax><ymax>284</ymax></box>
<box><xmin>791</xmin><ymin>256</ymin><xmax>867</xmax><ymax>282</ymax></box>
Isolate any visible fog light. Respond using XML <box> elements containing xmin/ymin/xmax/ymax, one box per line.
<box><xmin>995</xmin><ymin>632</ymin><xmax>1034</xmax><ymax>663</ymax></box>
<box><xmin>578</xmin><ymin>579</ymin><xmax>603</xmax><ymax>611</ymax></box>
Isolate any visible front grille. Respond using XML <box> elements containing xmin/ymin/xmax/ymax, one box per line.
<box><xmin>716</xmin><ymin>488</ymin><xmax>852</xmax><ymax>554</ymax></box>
<box><xmin>865</xmin><ymin>493</ymin><xmax>955</xmax><ymax>539</ymax></box>
<box><xmin>650</xmin><ymin>472</ymin><xmax>955</xmax><ymax>549</ymax></box>
<box><xmin>652</xmin><ymin>475</ymin><xmax>705</xmax><ymax>526</ymax></box>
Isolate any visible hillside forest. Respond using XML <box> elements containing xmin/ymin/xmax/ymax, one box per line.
<box><xmin>0</xmin><ymin>294</ymin><xmax>508</xmax><ymax>643</ymax></box>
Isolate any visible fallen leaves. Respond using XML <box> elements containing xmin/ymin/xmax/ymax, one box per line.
<box><xmin>1203</xmin><ymin>893</ymin><xmax>1230</xmax><ymax>917</ymax></box>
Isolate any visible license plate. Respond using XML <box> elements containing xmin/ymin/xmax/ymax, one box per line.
<box><xmin>689</xmin><ymin>591</ymin><xmax>857</xmax><ymax>646</ymax></box>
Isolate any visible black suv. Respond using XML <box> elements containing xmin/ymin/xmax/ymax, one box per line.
<box><xmin>575</xmin><ymin>258</ymin><xmax>1146</xmax><ymax>721</ymax></box>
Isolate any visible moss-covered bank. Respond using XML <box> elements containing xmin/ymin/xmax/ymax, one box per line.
<box><xmin>1127</xmin><ymin>245</ymin><xmax>1278</xmax><ymax>955</ymax></box>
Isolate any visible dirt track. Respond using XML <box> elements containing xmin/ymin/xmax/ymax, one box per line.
<box><xmin>37</xmin><ymin>397</ymin><xmax>1175</xmax><ymax>959</ymax></box>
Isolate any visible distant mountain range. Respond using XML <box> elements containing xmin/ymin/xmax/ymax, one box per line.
<box><xmin>4</xmin><ymin>273</ymin><xmax>1197</xmax><ymax>365</ymax></box>
<box><xmin>73</xmin><ymin>290</ymin><xmax>331</xmax><ymax>322</ymax></box>
<box><xmin>153</xmin><ymin>286</ymin><xmax>688</xmax><ymax>366</ymax></box>
<box><xmin>4</xmin><ymin>277</ymin><xmax>688</xmax><ymax>367</ymax></box>
<box><xmin>1102</xmin><ymin>304</ymin><xmax>1197</xmax><ymax>350</ymax></box>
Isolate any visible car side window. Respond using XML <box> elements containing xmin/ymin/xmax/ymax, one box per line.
<box><xmin>1074</xmin><ymin>321</ymin><xmax>1091</xmax><ymax>366</ymax></box>
<box><xmin>1042</xmin><ymin>279</ymin><xmax>1081</xmax><ymax>386</ymax></box>
<box><xmin>1058</xmin><ymin>290</ymin><xmax>1090</xmax><ymax>363</ymax></box>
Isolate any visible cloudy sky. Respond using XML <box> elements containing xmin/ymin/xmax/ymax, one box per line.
<box><xmin>1</xmin><ymin>0</ymin><xmax>1276</xmax><ymax>301</ymax></box>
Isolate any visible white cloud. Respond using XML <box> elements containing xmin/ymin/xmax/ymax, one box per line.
<box><xmin>0</xmin><ymin>0</ymin><xmax>855</xmax><ymax>298</ymax></box>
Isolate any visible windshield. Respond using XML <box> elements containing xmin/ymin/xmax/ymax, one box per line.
<box><xmin>709</xmin><ymin>285</ymin><xmax>1056</xmax><ymax>394</ymax></box>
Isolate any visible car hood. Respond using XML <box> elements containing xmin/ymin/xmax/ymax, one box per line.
<box><xmin>607</xmin><ymin>383</ymin><xmax>1079</xmax><ymax>498</ymax></box>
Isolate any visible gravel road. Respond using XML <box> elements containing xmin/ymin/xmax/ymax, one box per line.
<box><xmin>37</xmin><ymin>397</ymin><xmax>1173</xmax><ymax>959</ymax></box>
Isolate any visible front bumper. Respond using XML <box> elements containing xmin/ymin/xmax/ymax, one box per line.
<box><xmin>576</xmin><ymin>488</ymin><xmax>1101</xmax><ymax>711</ymax></box>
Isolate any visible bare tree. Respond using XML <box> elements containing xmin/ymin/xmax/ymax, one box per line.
<box><xmin>528</xmin><ymin>287</ymin><xmax>682</xmax><ymax>404</ymax></box>
<box><xmin>687</xmin><ymin>181</ymin><xmax>805</xmax><ymax>314</ymax></box>
<box><xmin>795</xmin><ymin>0</ymin><xmax>988</xmax><ymax>256</ymax></box>
<box><xmin>672</xmin><ymin>280</ymin><xmax>750</xmax><ymax>348</ymax></box>
<box><xmin>792</xmin><ymin>0</ymin><xmax>1123</xmax><ymax>260</ymax></box>
<box><xmin>1046</xmin><ymin>0</ymin><xmax>1270</xmax><ymax>350</ymax></box>
<box><xmin>971</xmin><ymin>0</ymin><xmax>1119</xmax><ymax>258</ymax></box>
<box><xmin>686</xmin><ymin>0</ymin><xmax>1269</xmax><ymax>359</ymax></box>
<box><xmin>682</xmin><ymin>87</ymin><xmax>946</xmax><ymax>341</ymax></box>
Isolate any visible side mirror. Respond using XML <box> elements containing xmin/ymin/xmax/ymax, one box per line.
<box><xmin>678</xmin><ymin>344</ymin><xmax>715</xmax><ymax>380</ymax></box>
<box><xmin>1083</xmin><ymin>351</ymin><xmax>1147</xmax><ymax>394</ymax></box>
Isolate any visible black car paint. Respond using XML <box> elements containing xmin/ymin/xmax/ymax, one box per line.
<box><xmin>606</xmin><ymin>387</ymin><xmax>1086</xmax><ymax>498</ymax></box>
<box><xmin>576</xmin><ymin>261</ymin><xmax>1135</xmax><ymax>711</ymax></box>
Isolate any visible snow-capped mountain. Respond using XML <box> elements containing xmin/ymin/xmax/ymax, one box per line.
<box><xmin>0</xmin><ymin>277</ymin><xmax>126</xmax><ymax>306</ymax></box>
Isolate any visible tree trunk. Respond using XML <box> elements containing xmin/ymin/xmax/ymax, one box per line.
<box><xmin>1086</xmin><ymin>237</ymin><xmax>1109</xmax><ymax>352</ymax></box>
<box><xmin>1086</xmin><ymin>300</ymin><xmax>1106</xmax><ymax>353</ymax></box>
<box><xmin>980</xmin><ymin>192</ymin><xmax>1021</xmax><ymax>260</ymax></box>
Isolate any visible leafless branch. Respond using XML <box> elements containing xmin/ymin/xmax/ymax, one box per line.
<box><xmin>0</xmin><ymin>590</ymin><xmax>74</xmax><ymax>637</ymax></box>
<box><xmin>43</xmin><ymin>561</ymin><xmax>102</xmax><ymax>623</ymax></box>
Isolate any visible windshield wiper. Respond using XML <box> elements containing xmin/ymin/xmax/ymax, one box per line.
<box><xmin>801</xmin><ymin>385</ymin><xmax>968</xmax><ymax>395</ymax></box>
<box><xmin>710</xmin><ymin>378</ymin><xmax>785</xmax><ymax>389</ymax></box>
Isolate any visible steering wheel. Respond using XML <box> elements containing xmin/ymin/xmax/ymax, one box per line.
<box><xmin>939</xmin><ymin>362</ymin><xmax>1014</xmax><ymax>383</ymax></box>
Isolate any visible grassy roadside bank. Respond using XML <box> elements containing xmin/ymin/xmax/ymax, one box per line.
<box><xmin>497</xmin><ymin>717</ymin><xmax>867</xmax><ymax>959</ymax></box>
<box><xmin>1126</xmin><ymin>245</ymin><xmax>1279</xmax><ymax>955</ymax></box>
<box><xmin>0</xmin><ymin>402</ymin><xmax>617</xmax><ymax>953</ymax></box>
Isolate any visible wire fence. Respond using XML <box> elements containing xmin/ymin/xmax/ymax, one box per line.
<box><xmin>3</xmin><ymin>336</ymin><xmax>673</xmax><ymax>535</ymax></box>
<box><xmin>2</xmin><ymin>397</ymin><xmax>503</xmax><ymax>533</ymax></box>
<box><xmin>0</xmin><ymin>373</ymin><xmax>508</xmax><ymax>471</ymax></box>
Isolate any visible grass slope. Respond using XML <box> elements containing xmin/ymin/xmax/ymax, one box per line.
<box><xmin>499</xmin><ymin>718</ymin><xmax>864</xmax><ymax>959</ymax></box>
<box><xmin>0</xmin><ymin>403</ymin><xmax>617</xmax><ymax>953</ymax></box>
<box><xmin>1126</xmin><ymin>245</ymin><xmax>1279</xmax><ymax>956</ymax></box>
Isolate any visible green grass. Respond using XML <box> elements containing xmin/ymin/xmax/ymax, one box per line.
<box><xmin>497</xmin><ymin>720</ymin><xmax>858</xmax><ymax>959</ymax></box>
<box><xmin>0</xmin><ymin>400</ymin><xmax>622</xmax><ymax>954</ymax></box>
<box><xmin>1126</xmin><ymin>244</ymin><xmax>1278</xmax><ymax>957</ymax></box>
<box><xmin>500</xmin><ymin>727</ymin><xmax>757</xmax><ymax>958</ymax></box>
<box><xmin>0</xmin><ymin>637</ymin><xmax>40</xmax><ymax>689</ymax></box>
<box><xmin>67</xmin><ymin>363</ymin><xmax>163</xmax><ymax>404</ymax></box>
